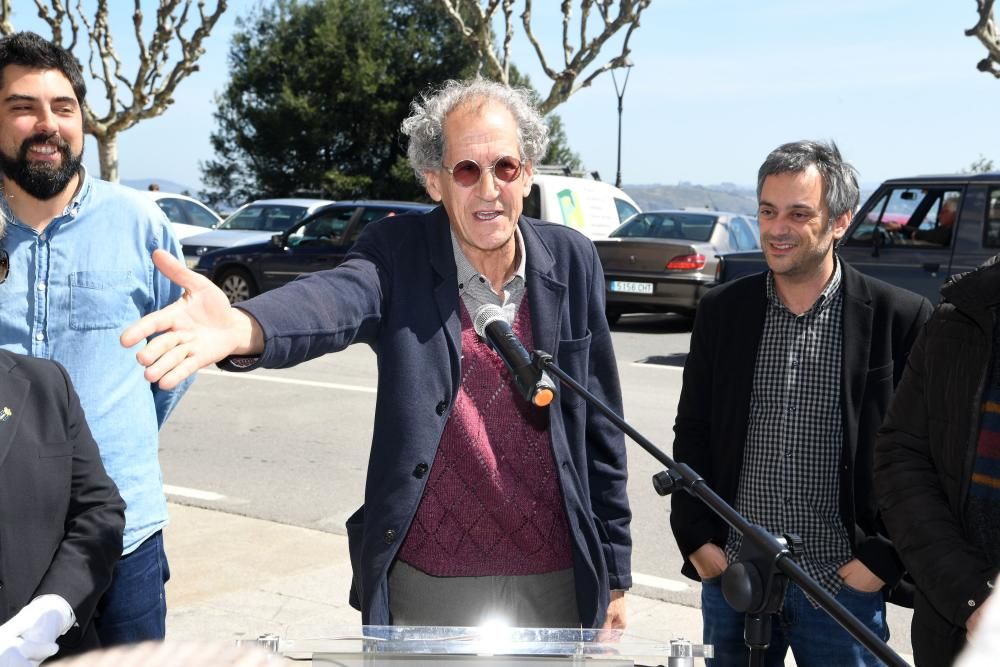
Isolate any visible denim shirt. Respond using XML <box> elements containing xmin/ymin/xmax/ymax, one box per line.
<box><xmin>0</xmin><ymin>169</ymin><xmax>191</xmax><ymax>554</ymax></box>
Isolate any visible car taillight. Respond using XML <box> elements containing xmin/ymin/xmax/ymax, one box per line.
<box><xmin>666</xmin><ymin>253</ymin><xmax>706</xmax><ymax>271</ymax></box>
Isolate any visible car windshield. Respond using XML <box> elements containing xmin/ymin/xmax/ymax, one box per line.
<box><xmin>217</xmin><ymin>205</ymin><xmax>311</xmax><ymax>232</ymax></box>
<box><xmin>611</xmin><ymin>212</ymin><xmax>718</xmax><ymax>242</ymax></box>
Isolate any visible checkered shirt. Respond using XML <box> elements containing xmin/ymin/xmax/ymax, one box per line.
<box><xmin>725</xmin><ymin>258</ymin><xmax>853</xmax><ymax>595</ymax></box>
<box><xmin>451</xmin><ymin>227</ymin><xmax>527</xmax><ymax>323</ymax></box>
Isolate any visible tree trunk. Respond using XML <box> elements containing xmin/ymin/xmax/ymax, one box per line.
<box><xmin>96</xmin><ymin>133</ymin><xmax>118</xmax><ymax>183</ymax></box>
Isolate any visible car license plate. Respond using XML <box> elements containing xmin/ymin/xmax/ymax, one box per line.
<box><xmin>610</xmin><ymin>281</ymin><xmax>653</xmax><ymax>294</ymax></box>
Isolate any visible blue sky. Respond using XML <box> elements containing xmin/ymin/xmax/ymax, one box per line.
<box><xmin>12</xmin><ymin>1</ymin><xmax>1000</xmax><ymax>191</ymax></box>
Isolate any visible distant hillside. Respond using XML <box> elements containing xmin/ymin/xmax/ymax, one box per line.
<box><xmin>623</xmin><ymin>182</ymin><xmax>758</xmax><ymax>215</ymax></box>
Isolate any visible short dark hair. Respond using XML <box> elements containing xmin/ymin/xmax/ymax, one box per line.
<box><xmin>0</xmin><ymin>32</ymin><xmax>86</xmax><ymax>104</ymax></box>
<box><xmin>757</xmin><ymin>140</ymin><xmax>859</xmax><ymax>221</ymax></box>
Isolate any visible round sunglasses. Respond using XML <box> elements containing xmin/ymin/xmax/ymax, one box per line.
<box><xmin>442</xmin><ymin>155</ymin><xmax>524</xmax><ymax>188</ymax></box>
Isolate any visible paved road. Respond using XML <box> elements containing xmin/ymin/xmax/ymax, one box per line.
<box><xmin>158</xmin><ymin>312</ymin><xmax>912</xmax><ymax>653</ymax></box>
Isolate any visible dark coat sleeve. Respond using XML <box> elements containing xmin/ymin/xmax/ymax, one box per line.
<box><xmin>34</xmin><ymin>362</ymin><xmax>126</xmax><ymax>640</ymax></box>
<box><xmin>670</xmin><ymin>286</ymin><xmax>725</xmax><ymax>567</ymax></box>
<box><xmin>874</xmin><ymin>310</ymin><xmax>996</xmax><ymax>627</ymax></box>
<box><xmin>852</xmin><ymin>291</ymin><xmax>933</xmax><ymax>591</ymax></box>
<box><xmin>581</xmin><ymin>241</ymin><xmax>631</xmax><ymax>590</ymax></box>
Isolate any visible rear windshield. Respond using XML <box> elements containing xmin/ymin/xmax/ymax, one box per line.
<box><xmin>611</xmin><ymin>212</ymin><xmax>718</xmax><ymax>242</ymax></box>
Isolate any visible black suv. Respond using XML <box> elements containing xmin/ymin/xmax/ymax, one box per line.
<box><xmin>194</xmin><ymin>200</ymin><xmax>433</xmax><ymax>303</ymax></box>
<box><xmin>720</xmin><ymin>172</ymin><xmax>1000</xmax><ymax>302</ymax></box>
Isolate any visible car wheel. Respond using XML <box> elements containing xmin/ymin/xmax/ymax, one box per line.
<box><xmin>605</xmin><ymin>306</ymin><xmax>622</xmax><ymax>326</ymax></box>
<box><xmin>217</xmin><ymin>268</ymin><xmax>257</xmax><ymax>304</ymax></box>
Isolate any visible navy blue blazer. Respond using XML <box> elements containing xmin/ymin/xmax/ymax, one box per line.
<box><xmin>234</xmin><ymin>206</ymin><xmax>632</xmax><ymax>626</ymax></box>
<box><xmin>670</xmin><ymin>260</ymin><xmax>931</xmax><ymax>597</ymax></box>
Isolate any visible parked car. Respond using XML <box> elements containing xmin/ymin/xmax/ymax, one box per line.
<box><xmin>718</xmin><ymin>172</ymin><xmax>1000</xmax><ymax>303</ymax></box>
<box><xmin>594</xmin><ymin>209</ymin><xmax>760</xmax><ymax>323</ymax></box>
<box><xmin>194</xmin><ymin>200</ymin><xmax>434</xmax><ymax>303</ymax></box>
<box><xmin>181</xmin><ymin>198</ymin><xmax>334</xmax><ymax>268</ymax></box>
<box><xmin>142</xmin><ymin>191</ymin><xmax>222</xmax><ymax>240</ymax></box>
<box><xmin>522</xmin><ymin>172</ymin><xmax>641</xmax><ymax>240</ymax></box>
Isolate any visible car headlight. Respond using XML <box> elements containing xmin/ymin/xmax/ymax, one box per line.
<box><xmin>182</xmin><ymin>246</ymin><xmax>216</xmax><ymax>268</ymax></box>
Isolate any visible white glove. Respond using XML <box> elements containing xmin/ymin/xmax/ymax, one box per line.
<box><xmin>0</xmin><ymin>596</ymin><xmax>75</xmax><ymax>666</ymax></box>
<box><xmin>0</xmin><ymin>644</ymin><xmax>31</xmax><ymax>667</ymax></box>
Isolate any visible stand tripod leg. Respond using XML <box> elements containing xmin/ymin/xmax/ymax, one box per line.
<box><xmin>745</xmin><ymin>613</ymin><xmax>773</xmax><ymax>667</ymax></box>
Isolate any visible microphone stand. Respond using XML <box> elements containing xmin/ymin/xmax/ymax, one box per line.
<box><xmin>530</xmin><ymin>350</ymin><xmax>908</xmax><ymax>667</ymax></box>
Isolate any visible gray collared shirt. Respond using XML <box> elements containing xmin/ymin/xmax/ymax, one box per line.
<box><xmin>451</xmin><ymin>225</ymin><xmax>527</xmax><ymax>325</ymax></box>
<box><xmin>725</xmin><ymin>257</ymin><xmax>853</xmax><ymax>595</ymax></box>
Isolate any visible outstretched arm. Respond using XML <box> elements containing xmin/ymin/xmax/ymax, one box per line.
<box><xmin>120</xmin><ymin>250</ymin><xmax>264</xmax><ymax>389</ymax></box>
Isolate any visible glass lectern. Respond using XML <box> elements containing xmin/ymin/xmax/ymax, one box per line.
<box><xmin>242</xmin><ymin>626</ymin><xmax>713</xmax><ymax>666</ymax></box>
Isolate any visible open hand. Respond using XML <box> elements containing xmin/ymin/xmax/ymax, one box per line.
<box><xmin>120</xmin><ymin>250</ymin><xmax>262</xmax><ymax>389</ymax></box>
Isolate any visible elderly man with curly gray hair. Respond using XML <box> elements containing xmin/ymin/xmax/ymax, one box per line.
<box><xmin>119</xmin><ymin>78</ymin><xmax>632</xmax><ymax>629</ymax></box>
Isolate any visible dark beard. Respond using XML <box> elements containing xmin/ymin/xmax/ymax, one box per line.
<box><xmin>0</xmin><ymin>133</ymin><xmax>82</xmax><ymax>200</ymax></box>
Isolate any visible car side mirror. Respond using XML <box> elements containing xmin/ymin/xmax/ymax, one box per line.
<box><xmin>270</xmin><ymin>233</ymin><xmax>284</xmax><ymax>248</ymax></box>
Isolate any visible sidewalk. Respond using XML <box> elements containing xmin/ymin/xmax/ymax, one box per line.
<box><xmin>162</xmin><ymin>503</ymin><xmax>913</xmax><ymax>664</ymax></box>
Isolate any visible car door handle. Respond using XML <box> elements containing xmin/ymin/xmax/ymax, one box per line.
<box><xmin>922</xmin><ymin>262</ymin><xmax>940</xmax><ymax>273</ymax></box>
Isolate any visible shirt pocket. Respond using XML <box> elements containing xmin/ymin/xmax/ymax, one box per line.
<box><xmin>69</xmin><ymin>270</ymin><xmax>139</xmax><ymax>331</ymax></box>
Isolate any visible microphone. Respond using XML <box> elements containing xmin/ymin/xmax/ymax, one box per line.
<box><xmin>472</xmin><ymin>304</ymin><xmax>556</xmax><ymax>408</ymax></box>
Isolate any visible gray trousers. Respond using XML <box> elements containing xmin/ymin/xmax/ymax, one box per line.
<box><xmin>388</xmin><ymin>561</ymin><xmax>580</xmax><ymax>628</ymax></box>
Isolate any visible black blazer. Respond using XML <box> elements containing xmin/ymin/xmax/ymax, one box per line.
<box><xmin>0</xmin><ymin>350</ymin><xmax>125</xmax><ymax>655</ymax></box>
<box><xmin>670</xmin><ymin>259</ymin><xmax>931</xmax><ymax>594</ymax></box>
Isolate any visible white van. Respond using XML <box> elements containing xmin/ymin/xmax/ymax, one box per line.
<box><xmin>523</xmin><ymin>173</ymin><xmax>641</xmax><ymax>240</ymax></box>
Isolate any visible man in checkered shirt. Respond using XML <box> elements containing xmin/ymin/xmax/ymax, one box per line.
<box><xmin>670</xmin><ymin>140</ymin><xmax>932</xmax><ymax>665</ymax></box>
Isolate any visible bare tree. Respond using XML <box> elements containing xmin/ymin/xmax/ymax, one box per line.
<box><xmin>968</xmin><ymin>0</ymin><xmax>1000</xmax><ymax>78</ymax></box>
<box><xmin>1</xmin><ymin>0</ymin><xmax>227</xmax><ymax>182</ymax></box>
<box><xmin>436</xmin><ymin>0</ymin><xmax>650</xmax><ymax>114</ymax></box>
<box><xmin>0</xmin><ymin>1</ymin><xmax>13</xmax><ymax>36</ymax></box>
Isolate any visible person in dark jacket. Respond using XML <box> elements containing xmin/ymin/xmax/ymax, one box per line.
<box><xmin>0</xmin><ymin>349</ymin><xmax>125</xmax><ymax>663</ymax></box>
<box><xmin>119</xmin><ymin>78</ymin><xmax>631</xmax><ymax>630</ymax></box>
<box><xmin>671</xmin><ymin>140</ymin><xmax>931</xmax><ymax>666</ymax></box>
<box><xmin>874</xmin><ymin>255</ymin><xmax>1000</xmax><ymax>666</ymax></box>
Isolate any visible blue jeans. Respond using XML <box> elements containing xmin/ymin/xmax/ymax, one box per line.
<box><xmin>701</xmin><ymin>576</ymin><xmax>889</xmax><ymax>666</ymax></box>
<box><xmin>95</xmin><ymin>531</ymin><xmax>170</xmax><ymax>646</ymax></box>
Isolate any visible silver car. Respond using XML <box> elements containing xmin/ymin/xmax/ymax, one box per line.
<box><xmin>595</xmin><ymin>210</ymin><xmax>760</xmax><ymax>324</ymax></box>
<box><xmin>181</xmin><ymin>198</ymin><xmax>334</xmax><ymax>268</ymax></box>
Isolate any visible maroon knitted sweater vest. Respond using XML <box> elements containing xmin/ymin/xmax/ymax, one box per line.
<box><xmin>397</xmin><ymin>297</ymin><xmax>574</xmax><ymax>576</ymax></box>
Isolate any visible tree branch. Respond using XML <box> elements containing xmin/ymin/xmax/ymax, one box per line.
<box><xmin>25</xmin><ymin>0</ymin><xmax>227</xmax><ymax>180</ymax></box>
<box><xmin>967</xmin><ymin>0</ymin><xmax>1000</xmax><ymax>79</ymax></box>
<box><xmin>438</xmin><ymin>0</ymin><xmax>507</xmax><ymax>82</ymax></box>
<box><xmin>532</xmin><ymin>0</ymin><xmax>651</xmax><ymax>114</ymax></box>
<box><xmin>452</xmin><ymin>0</ymin><xmax>650</xmax><ymax>111</ymax></box>
<box><xmin>1</xmin><ymin>0</ymin><xmax>14</xmax><ymax>36</ymax></box>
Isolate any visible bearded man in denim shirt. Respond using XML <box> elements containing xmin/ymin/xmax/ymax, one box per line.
<box><xmin>0</xmin><ymin>32</ymin><xmax>189</xmax><ymax>646</ymax></box>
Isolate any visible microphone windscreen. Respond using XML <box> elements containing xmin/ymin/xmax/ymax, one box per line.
<box><xmin>473</xmin><ymin>304</ymin><xmax>506</xmax><ymax>338</ymax></box>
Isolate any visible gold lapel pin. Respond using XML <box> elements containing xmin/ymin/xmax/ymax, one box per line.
<box><xmin>0</xmin><ymin>407</ymin><xmax>11</xmax><ymax>422</ymax></box>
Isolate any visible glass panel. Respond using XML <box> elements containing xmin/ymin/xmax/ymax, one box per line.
<box><xmin>179</xmin><ymin>200</ymin><xmax>220</xmax><ymax>228</ymax></box>
<box><xmin>844</xmin><ymin>187</ymin><xmax>958</xmax><ymax>249</ymax></box>
<box><xmin>614</xmin><ymin>198</ymin><xmax>640</xmax><ymax>223</ymax></box>
<box><xmin>286</xmin><ymin>208</ymin><xmax>355</xmax><ymax>247</ymax></box>
<box><xmin>986</xmin><ymin>187</ymin><xmax>1000</xmax><ymax>248</ymax></box>
<box><xmin>245</xmin><ymin>626</ymin><xmax>713</xmax><ymax>664</ymax></box>
<box><xmin>730</xmin><ymin>216</ymin><xmax>758</xmax><ymax>250</ymax></box>
<box><xmin>611</xmin><ymin>212</ymin><xmax>716</xmax><ymax>242</ymax></box>
<box><xmin>220</xmin><ymin>205</ymin><xmax>311</xmax><ymax>232</ymax></box>
<box><xmin>155</xmin><ymin>199</ymin><xmax>185</xmax><ymax>224</ymax></box>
